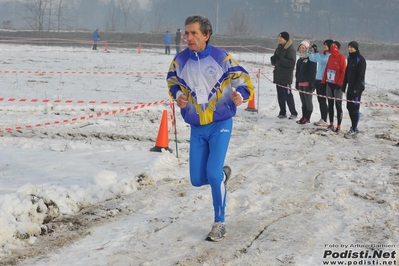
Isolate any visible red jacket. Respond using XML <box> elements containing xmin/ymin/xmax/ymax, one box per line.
<box><xmin>322</xmin><ymin>45</ymin><xmax>346</xmax><ymax>86</ymax></box>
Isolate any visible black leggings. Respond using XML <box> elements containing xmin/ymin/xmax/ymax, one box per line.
<box><xmin>315</xmin><ymin>80</ymin><xmax>328</xmax><ymax>121</ymax></box>
<box><xmin>326</xmin><ymin>83</ymin><xmax>343</xmax><ymax>126</ymax></box>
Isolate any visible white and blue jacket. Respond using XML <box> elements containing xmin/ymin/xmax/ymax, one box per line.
<box><xmin>167</xmin><ymin>44</ymin><xmax>254</xmax><ymax>126</ymax></box>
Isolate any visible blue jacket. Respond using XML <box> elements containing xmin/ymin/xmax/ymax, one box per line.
<box><xmin>167</xmin><ymin>45</ymin><xmax>254</xmax><ymax>126</ymax></box>
<box><xmin>93</xmin><ymin>30</ymin><xmax>99</xmax><ymax>41</ymax></box>
<box><xmin>164</xmin><ymin>33</ymin><xmax>171</xmax><ymax>45</ymax></box>
<box><xmin>308</xmin><ymin>51</ymin><xmax>330</xmax><ymax>81</ymax></box>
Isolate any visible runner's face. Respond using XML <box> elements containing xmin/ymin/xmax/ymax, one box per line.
<box><xmin>185</xmin><ymin>22</ymin><xmax>209</xmax><ymax>52</ymax></box>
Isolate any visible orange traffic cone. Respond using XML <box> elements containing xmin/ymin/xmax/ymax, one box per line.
<box><xmin>138</xmin><ymin>44</ymin><xmax>142</xmax><ymax>54</ymax></box>
<box><xmin>104</xmin><ymin>42</ymin><xmax>108</xmax><ymax>51</ymax></box>
<box><xmin>245</xmin><ymin>94</ymin><xmax>258</xmax><ymax>112</ymax></box>
<box><xmin>150</xmin><ymin>110</ymin><xmax>172</xmax><ymax>152</ymax></box>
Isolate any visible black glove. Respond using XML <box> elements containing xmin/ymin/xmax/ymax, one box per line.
<box><xmin>270</xmin><ymin>55</ymin><xmax>275</xmax><ymax>61</ymax></box>
<box><xmin>311</xmin><ymin>43</ymin><xmax>318</xmax><ymax>53</ymax></box>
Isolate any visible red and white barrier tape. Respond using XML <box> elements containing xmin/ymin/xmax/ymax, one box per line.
<box><xmin>0</xmin><ymin>70</ymin><xmax>167</xmax><ymax>75</ymax></box>
<box><xmin>0</xmin><ymin>97</ymin><xmax>167</xmax><ymax>106</ymax></box>
<box><xmin>259</xmin><ymin>71</ymin><xmax>399</xmax><ymax>109</ymax></box>
<box><xmin>0</xmin><ymin>99</ymin><xmax>171</xmax><ymax>133</ymax></box>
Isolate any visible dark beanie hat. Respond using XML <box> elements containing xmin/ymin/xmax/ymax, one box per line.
<box><xmin>279</xmin><ymin>31</ymin><xmax>290</xmax><ymax>41</ymax></box>
<box><xmin>348</xmin><ymin>41</ymin><xmax>359</xmax><ymax>51</ymax></box>
<box><xmin>333</xmin><ymin>40</ymin><xmax>341</xmax><ymax>49</ymax></box>
<box><xmin>323</xmin><ymin>39</ymin><xmax>334</xmax><ymax>50</ymax></box>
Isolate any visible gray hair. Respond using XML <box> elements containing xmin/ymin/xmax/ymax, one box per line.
<box><xmin>185</xmin><ymin>15</ymin><xmax>213</xmax><ymax>44</ymax></box>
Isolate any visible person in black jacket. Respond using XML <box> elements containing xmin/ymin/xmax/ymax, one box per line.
<box><xmin>271</xmin><ymin>31</ymin><xmax>298</xmax><ymax>119</ymax></box>
<box><xmin>343</xmin><ymin>41</ymin><xmax>366</xmax><ymax>139</ymax></box>
<box><xmin>295</xmin><ymin>40</ymin><xmax>317</xmax><ymax>124</ymax></box>
<box><xmin>175</xmin><ymin>28</ymin><xmax>181</xmax><ymax>54</ymax></box>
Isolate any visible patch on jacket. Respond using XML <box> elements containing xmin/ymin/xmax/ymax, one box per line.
<box><xmin>205</xmin><ymin>66</ymin><xmax>218</xmax><ymax>78</ymax></box>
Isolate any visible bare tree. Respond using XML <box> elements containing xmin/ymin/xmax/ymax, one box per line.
<box><xmin>225</xmin><ymin>9</ymin><xmax>252</xmax><ymax>36</ymax></box>
<box><xmin>131</xmin><ymin>8</ymin><xmax>147</xmax><ymax>32</ymax></box>
<box><xmin>18</xmin><ymin>0</ymin><xmax>49</xmax><ymax>32</ymax></box>
<box><xmin>47</xmin><ymin>0</ymin><xmax>52</xmax><ymax>31</ymax></box>
<box><xmin>2</xmin><ymin>20</ymin><xmax>13</xmax><ymax>30</ymax></box>
<box><xmin>118</xmin><ymin>0</ymin><xmax>137</xmax><ymax>32</ymax></box>
<box><xmin>106</xmin><ymin>1</ymin><xmax>119</xmax><ymax>32</ymax></box>
<box><xmin>55</xmin><ymin>0</ymin><xmax>63</xmax><ymax>31</ymax></box>
<box><xmin>148</xmin><ymin>0</ymin><xmax>169</xmax><ymax>32</ymax></box>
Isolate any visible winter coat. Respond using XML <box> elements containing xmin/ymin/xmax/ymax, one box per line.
<box><xmin>343</xmin><ymin>50</ymin><xmax>366</xmax><ymax>96</ymax></box>
<box><xmin>175</xmin><ymin>31</ymin><xmax>181</xmax><ymax>44</ymax></box>
<box><xmin>271</xmin><ymin>39</ymin><xmax>296</xmax><ymax>85</ymax></box>
<box><xmin>308</xmin><ymin>51</ymin><xmax>330</xmax><ymax>81</ymax></box>
<box><xmin>322</xmin><ymin>45</ymin><xmax>346</xmax><ymax>87</ymax></box>
<box><xmin>295</xmin><ymin>56</ymin><xmax>317</xmax><ymax>88</ymax></box>
<box><xmin>164</xmin><ymin>32</ymin><xmax>171</xmax><ymax>45</ymax></box>
<box><xmin>93</xmin><ymin>30</ymin><xmax>99</xmax><ymax>41</ymax></box>
<box><xmin>167</xmin><ymin>45</ymin><xmax>254</xmax><ymax>126</ymax></box>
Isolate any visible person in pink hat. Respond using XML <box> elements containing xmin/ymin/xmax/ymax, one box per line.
<box><xmin>295</xmin><ymin>39</ymin><xmax>317</xmax><ymax>124</ymax></box>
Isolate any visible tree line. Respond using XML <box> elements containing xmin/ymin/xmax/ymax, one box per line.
<box><xmin>0</xmin><ymin>0</ymin><xmax>398</xmax><ymax>43</ymax></box>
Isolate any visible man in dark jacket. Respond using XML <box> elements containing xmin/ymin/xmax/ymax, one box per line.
<box><xmin>343</xmin><ymin>41</ymin><xmax>366</xmax><ymax>139</ymax></box>
<box><xmin>271</xmin><ymin>31</ymin><xmax>298</xmax><ymax>119</ymax></box>
<box><xmin>175</xmin><ymin>28</ymin><xmax>181</xmax><ymax>54</ymax></box>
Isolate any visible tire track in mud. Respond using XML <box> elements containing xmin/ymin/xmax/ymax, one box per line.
<box><xmin>1</xmin><ymin>174</ymin><xmax>180</xmax><ymax>266</ymax></box>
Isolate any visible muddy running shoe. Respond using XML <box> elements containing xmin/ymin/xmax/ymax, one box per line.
<box><xmin>223</xmin><ymin>166</ymin><xmax>231</xmax><ymax>185</ymax></box>
<box><xmin>277</xmin><ymin>114</ymin><xmax>287</xmax><ymax>119</ymax></box>
<box><xmin>296</xmin><ymin>117</ymin><xmax>305</xmax><ymax>124</ymax></box>
<box><xmin>206</xmin><ymin>222</ymin><xmax>226</xmax><ymax>242</ymax></box>
<box><xmin>327</xmin><ymin>125</ymin><xmax>335</xmax><ymax>131</ymax></box>
<box><xmin>297</xmin><ymin>118</ymin><xmax>309</xmax><ymax>124</ymax></box>
<box><xmin>288</xmin><ymin>114</ymin><xmax>297</xmax><ymax>120</ymax></box>
<box><xmin>314</xmin><ymin>119</ymin><xmax>328</xmax><ymax>127</ymax></box>
<box><xmin>344</xmin><ymin>127</ymin><xmax>359</xmax><ymax>139</ymax></box>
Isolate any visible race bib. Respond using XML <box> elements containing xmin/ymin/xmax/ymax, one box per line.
<box><xmin>327</xmin><ymin>69</ymin><xmax>336</xmax><ymax>83</ymax></box>
<box><xmin>195</xmin><ymin>86</ymin><xmax>208</xmax><ymax>104</ymax></box>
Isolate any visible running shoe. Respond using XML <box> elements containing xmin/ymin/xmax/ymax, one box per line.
<box><xmin>314</xmin><ymin>119</ymin><xmax>328</xmax><ymax>127</ymax></box>
<box><xmin>223</xmin><ymin>166</ymin><xmax>231</xmax><ymax>185</ymax></box>
<box><xmin>344</xmin><ymin>127</ymin><xmax>359</xmax><ymax>139</ymax></box>
<box><xmin>206</xmin><ymin>222</ymin><xmax>226</xmax><ymax>242</ymax></box>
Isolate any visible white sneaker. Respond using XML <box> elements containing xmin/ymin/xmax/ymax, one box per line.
<box><xmin>314</xmin><ymin>119</ymin><xmax>328</xmax><ymax>127</ymax></box>
<box><xmin>206</xmin><ymin>222</ymin><xmax>226</xmax><ymax>242</ymax></box>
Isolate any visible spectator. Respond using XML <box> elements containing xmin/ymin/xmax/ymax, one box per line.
<box><xmin>166</xmin><ymin>15</ymin><xmax>254</xmax><ymax>242</ymax></box>
<box><xmin>164</xmin><ymin>31</ymin><xmax>171</xmax><ymax>55</ymax></box>
<box><xmin>308</xmin><ymin>39</ymin><xmax>334</xmax><ymax>127</ymax></box>
<box><xmin>295</xmin><ymin>40</ymin><xmax>317</xmax><ymax>124</ymax></box>
<box><xmin>270</xmin><ymin>31</ymin><xmax>298</xmax><ymax>119</ymax></box>
<box><xmin>92</xmin><ymin>29</ymin><xmax>100</xmax><ymax>50</ymax></box>
<box><xmin>343</xmin><ymin>41</ymin><xmax>367</xmax><ymax>139</ymax></box>
<box><xmin>175</xmin><ymin>28</ymin><xmax>181</xmax><ymax>54</ymax></box>
<box><xmin>322</xmin><ymin>41</ymin><xmax>347</xmax><ymax>133</ymax></box>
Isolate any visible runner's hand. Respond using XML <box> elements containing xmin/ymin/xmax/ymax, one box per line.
<box><xmin>177</xmin><ymin>94</ymin><xmax>188</xmax><ymax>108</ymax></box>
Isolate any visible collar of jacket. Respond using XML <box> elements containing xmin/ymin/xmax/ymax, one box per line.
<box><xmin>283</xmin><ymin>39</ymin><xmax>293</xmax><ymax>49</ymax></box>
<box><xmin>189</xmin><ymin>44</ymin><xmax>212</xmax><ymax>60</ymax></box>
<box><xmin>348</xmin><ymin>50</ymin><xmax>360</xmax><ymax>59</ymax></box>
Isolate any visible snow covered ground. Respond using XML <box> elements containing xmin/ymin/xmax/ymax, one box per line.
<box><xmin>0</xmin><ymin>43</ymin><xmax>398</xmax><ymax>266</ymax></box>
